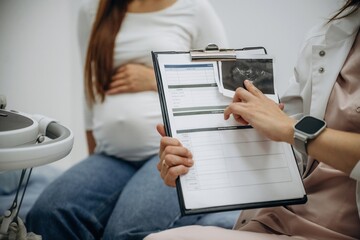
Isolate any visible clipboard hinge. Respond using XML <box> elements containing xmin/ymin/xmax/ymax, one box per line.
<box><xmin>190</xmin><ymin>43</ymin><xmax>236</xmax><ymax>61</ymax></box>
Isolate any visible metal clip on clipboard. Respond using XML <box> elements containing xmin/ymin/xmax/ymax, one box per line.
<box><xmin>190</xmin><ymin>43</ymin><xmax>268</xmax><ymax>61</ymax></box>
<box><xmin>190</xmin><ymin>43</ymin><xmax>236</xmax><ymax>61</ymax></box>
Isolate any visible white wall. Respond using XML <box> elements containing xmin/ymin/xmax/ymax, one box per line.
<box><xmin>0</xmin><ymin>0</ymin><xmax>342</xmax><ymax>171</ymax></box>
<box><xmin>209</xmin><ymin>0</ymin><xmax>342</xmax><ymax>95</ymax></box>
<box><xmin>0</xmin><ymin>0</ymin><xmax>87</xmax><ymax>170</ymax></box>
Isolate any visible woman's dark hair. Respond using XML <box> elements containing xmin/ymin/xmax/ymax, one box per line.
<box><xmin>329</xmin><ymin>0</ymin><xmax>359</xmax><ymax>22</ymax></box>
<box><xmin>84</xmin><ymin>0</ymin><xmax>131</xmax><ymax>106</ymax></box>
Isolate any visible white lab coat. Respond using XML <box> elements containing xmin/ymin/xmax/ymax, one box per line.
<box><xmin>235</xmin><ymin>10</ymin><xmax>360</xmax><ymax>231</ymax></box>
<box><xmin>281</xmin><ymin>10</ymin><xmax>360</xmax><ymax>218</ymax></box>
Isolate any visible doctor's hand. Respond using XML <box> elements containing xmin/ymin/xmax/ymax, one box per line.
<box><xmin>224</xmin><ymin>80</ymin><xmax>296</xmax><ymax>144</ymax></box>
<box><xmin>106</xmin><ymin>63</ymin><xmax>157</xmax><ymax>95</ymax></box>
<box><xmin>156</xmin><ymin>124</ymin><xmax>194</xmax><ymax>187</ymax></box>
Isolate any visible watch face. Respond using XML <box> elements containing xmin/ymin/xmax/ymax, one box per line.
<box><xmin>295</xmin><ymin>116</ymin><xmax>326</xmax><ymax>134</ymax></box>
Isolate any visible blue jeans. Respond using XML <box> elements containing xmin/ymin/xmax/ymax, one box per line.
<box><xmin>26</xmin><ymin>154</ymin><xmax>240</xmax><ymax>240</ymax></box>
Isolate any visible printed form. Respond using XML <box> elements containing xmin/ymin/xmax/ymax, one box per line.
<box><xmin>155</xmin><ymin>53</ymin><xmax>306</xmax><ymax>213</ymax></box>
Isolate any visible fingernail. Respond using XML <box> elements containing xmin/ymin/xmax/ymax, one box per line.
<box><xmin>188</xmin><ymin>159</ymin><xmax>194</xmax><ymax>164</ymax></box>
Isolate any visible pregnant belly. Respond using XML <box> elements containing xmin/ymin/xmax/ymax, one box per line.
<box><xmin>92</xmin><ymin>92</ymin><xmax>162</xmax><ymax>161</ymax></box>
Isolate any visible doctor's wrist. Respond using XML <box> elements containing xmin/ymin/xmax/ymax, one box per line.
<box><xmin>284</xmin><ymin>118</ymin><xmax>296</xmax><ymax>145</ymax></box>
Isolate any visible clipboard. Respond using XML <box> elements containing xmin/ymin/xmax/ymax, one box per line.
<box><xmin>152</xmin><ymin>44</ymin><xmax>307</xmax><ymax>215</ymax></box>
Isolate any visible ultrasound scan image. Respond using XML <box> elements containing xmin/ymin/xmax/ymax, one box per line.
<box><xmin>221</xmin><ymin>58</ymin><xmax>274</xmax><ymax>94</ymax></box>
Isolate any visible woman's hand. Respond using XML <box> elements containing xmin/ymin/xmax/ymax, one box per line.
<box><xmin>224</xmin><ymin>80</ymin><xmax>296</xmax><ymax>144</ymax></box>
<box><xmin>156</xmin><ymin>124</ymin><xmax>194</xmax><ymax>187</ymax></box>
<box><xmin>106</xmin><ymin>63</ymin><xmax>157</xmax><ymax>95</ymax></box>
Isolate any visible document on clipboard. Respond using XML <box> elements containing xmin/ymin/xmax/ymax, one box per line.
<box><xmin>152</xmin><ymin>45</ymin><xmax>307</xmax><ymax>215</ymax></box>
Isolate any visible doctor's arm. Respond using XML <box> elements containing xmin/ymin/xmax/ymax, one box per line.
<box><xmin>306</xmin><ymin>128</ymin><xmax>360</xmax><ymax>178</ymax></box>
<box><xmin>224</xmin><ymin>80</ymin><xmax>360</xmax><ymax>179</ymax></box>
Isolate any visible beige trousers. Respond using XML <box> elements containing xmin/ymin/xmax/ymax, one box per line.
<box><xmin>144</xmin><ymin>225</ymin><xmax>307</xmax><ymax>240</ymax></box>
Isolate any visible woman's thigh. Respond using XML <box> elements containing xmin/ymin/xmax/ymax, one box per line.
<box><xmin>104</xmin><ymin>155</ymin><xmax>202</xmax><ymax>239</ymax></box>
<box><xmin>27</xmin><ymin>154</ymin><xmax>137</xmax><ymax>225</ymax></box>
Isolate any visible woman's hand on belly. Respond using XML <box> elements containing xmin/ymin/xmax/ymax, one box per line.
<box><xmin>106</xmin><ymin>63</ymin><xmax>157</xmax><ymax>95</ymax></box>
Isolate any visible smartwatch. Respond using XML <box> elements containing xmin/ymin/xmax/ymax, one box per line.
<box><xmin>293</xmin><ymin>116</ymin><xmax>326</xmax><ymax>154</ymax></box>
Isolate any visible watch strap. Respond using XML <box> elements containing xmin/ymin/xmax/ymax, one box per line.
<box><xmin>293</xmin><ymin>131</ymin><xmax>308</xmax><ymax>155</ymax></box>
